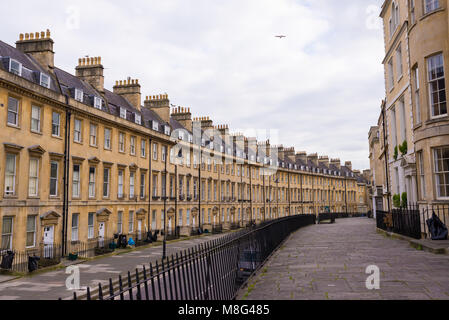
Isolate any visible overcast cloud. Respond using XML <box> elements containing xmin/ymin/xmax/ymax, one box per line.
<box><xmin>2</xmin><ymin>0</ymin><xmax>385</xmax><ymax>170</ymax></box>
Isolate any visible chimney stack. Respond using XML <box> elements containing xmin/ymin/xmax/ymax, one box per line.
<box><xmin>114</xmin><ymin>78</ymin><xmax>141</xmax><ymax>111</ymax></box>
<box><xmin>171</xmin><ymin>107</ymin><xmax>193</xmax><ymax>132</ymax></box>
<box><xmin>144</xmin><ymin>94</ymin><xmax>170</xmax><ymax>123</ymax></box>
<box><xmin>308</xmin><ymin>153</ymin><xmax>318</xmax><ymax>166</ymax></box>
<box><xmin>318</xmin><ymin>155</ymin><xmax>329</xmax><ymax>167</ymax></box>
<box><xmin>75</xmin><ymin>56</ymin><xmax>105</xmax><ymax>94</ymax></box>
<box><xmin>16</xmin><ymin>30</ymin><xmax>54</xmax><ymax>73</ymax></box>
<box><xmin>295</xmin><ymin>151</ymin><xmax>307</xmax><ymax>163</ymax></box>
<box><xmin>330</xmin><ymin>158</ymin><xmax>341</xmax><ymax>170</ymax></box>
<box><xmin>284</xmin><ymin>147</ymin><xmax>296</xmax><ymax>162</ymax></box>
<box><xmin>344</xmin><ymin>161</ymin><xmax>352</xmax><ymax>171</ymax></box>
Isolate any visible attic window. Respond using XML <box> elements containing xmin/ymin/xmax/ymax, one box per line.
<box><xmin>74</xmin><ymin>89</ymin><xmax>83</xmax><ymax>102</ymax></box>
<box><xmin>164</xmin><ymin>125</ymin><xmax>171</xmax><ymax>135</ymax></box>
<box><xmin>9</xmin><ymin>59</ymin><xmax>22</xmax><ymax>76</ymax></box>
<box><xmin>94</xmin><ymin>97</ymin><xmax>102</xmax><ymax>110</ymax></box>
<box><xmin>188</xmin><ymin>134</ymin><xmax>193</xmax><ymax>143</ymax></box>
<box><xmin>152</xmin><ymin>121</ymin><xmax>159</xmax><ymax>131</ymax></box>
<box><xmin>120</xmin><ymin>107</ymin><xmax>126</xmax><ymax>119</ymax></box>
<box><xmin>178</xmin><ymin>131</ymin><xmax>184</xmax><ymax>140</ymax></box>
<box><xmin>209</xmin><ymin>142</ymin><xmax>213</xmax><ymax>149</ymax></box>
<box><xmin>135</xmin><ymin>114</ymin><xmax>141</xmax><ymax>125</ymax></box>
<box><xmin>40</xmin><ymin>73</ymin><xmax>50</xmax><ymax>89</ymax></box>
<box><xmin>201</xmin><ymin>139</ymin><xmax>206</xmax><ymax>147</ymax></box>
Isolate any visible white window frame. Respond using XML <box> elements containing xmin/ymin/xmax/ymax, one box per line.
<box><xmin>128</xmin><ymin>211</ymin><xmax>134</xmax><ymax>233</ymax></box>
<box><xmin>40</xmin><ymin>73</ymin><xmax>51</xmax><ymax>89</ymax></box>
<box><xmin>413</xmin><ymin>66</ymin><xmax>421</xmax><ymax>124</ymax></box>
<box><xmin>94</xmin><ymin>97</ymin><xmax>102</xmax><ymax>110</ymax></box>
<box><xmin>52</xmin><ymin>112</ymin><xmax>61</xmax><ymax>137</ymax></box>
<box><xmin>26</xmin><ymin>215</ymin><xmax>36</xmax><ymax>248</ymax></box>
<box><xmin>130</xmin><ymin>172</ymin><xmax>135</xmax><ymax>198</ymax></box>
<box><xmin>141</xmin><ymin>139</ymin><xmax>146</xmax><ymax>158</ymax></box>
<box><xmin>130</xmin><ymin>136</ymin><xmax>136</xmax><ymax>155</ymax></box>
<box><xmin>31</xmin><ymin>105</ymin><xmax>41</xmax><ymax>133</ymax></box>
<box><xmin>74</xmin><ymin>119</ymin><xmax>82</xmax><ymax>143</ymax></box>
<box><xmin>9</xmin><ymin>59</ymin><xmax>22</xmax><ymax>76</ymax></box>
<box><xmin>427</xmin><ymin>53</ymin><xmax>447</xmax><ymax>118</ymax></box>
<box><xmin>424</xmin><ymin>0</ymin><xmax>440</xmax><ymax>14</ymax></box>
<box><xmin>71</xmin><ymin>213</ymin><xmax>79</xmax><ymax>242</ymax></box>
<box><xmin>118</xmin><ymin>170</ymin><xmax>124</xmax><ymax>198</ymax></box>
<box><xmin>153</xmin><ymin>143</ymin><xmax>158</xmax><ymax>161</ymax></box>
<box><xmin>104</xmin><ymin>128</ymin><xmax>111</xmax><ymax>150</ymax></box>
<box><xmin>90</xmin><ymin>123</ymin><xmax>98</xmax><ymax>147</ymax></box>
<box><xmin>140</xmin><ymin>173</ymin><xmax>145</xmax><ymax>199</ymax></box>
<box><xmin>74</xmin><ymin>89</ymin><xmax>83</xmax><ymax>102</ymax></box>
<box><xmin>120</xmin><ymin>107</ymin><xmax>126</xmax><ymax>119</ymax></box>
<box><xmin>7</xmin><ymin>97</ymin><xmax>19</xmax><ymax>127</ymax></box>
<box><xmin>103</xmin><ymin>168</ymin><xmax>110</xmax><ymax>198</ymax></box>
<box><xmin>88</xmin><ymin>213</ymin><xmax>94</xmax><ymax>239</ymax></box>
<box><xmin>152</xmin><ymin>121</ymin><xmax>159</xmax><ymax>131</ymax></box>
<box><xmin>1</xmin><ymin>217</ymin><xmax>13</xmax><ymax>250</ymax></box>
<box><xmin>135</xmin><ymin>114</ymin><xmax>141</xmax><ymax>125</ymax></box>
<box><xmin>434</xmin><ymin>147</ymin><xmax>449</xmax><ymax>199</ymax></box>
<box><xmin>119</xmin><ymin>132</ymin><xmax>125</xmax><ymax>152</ymax></box>
<box><xmin>88</xmin><ymin>167</ymin><xmax>96</xmax><ymax>198</ymax></box>
<box><xmin>72</xmin><ymin>164</ymin><xmax>80</xmax><ymax>198</ymax></box>
<box><xmin>28</xmin><ymin>158</ymin><xmax>39</xmax><ymax>197</ymax></box>
<box><xmin>50</xmin><ymin>161</ymin><xmax>58</xmax><ymax>197</ymax></box>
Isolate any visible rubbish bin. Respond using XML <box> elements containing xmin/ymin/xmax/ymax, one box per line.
<box><xmin>1</xmin><ymin>251</ymin><xmax>15</xmax><ymax>270</ymax></box>
<box><xmin>28</xmin><ymin>256</ymin><xmax>40</xmax><ymax>273</ymax></box>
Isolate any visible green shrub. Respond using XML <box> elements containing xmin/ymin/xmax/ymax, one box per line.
<box><xmin>401</xmin><ymin>192</ymin><xmax>407</xmax><ymax>208</ymax></box>
<box><xmin>399</xmin><ymin>141</ymin><xmax>408</xmax><ymax>156</ymax></box>
<box><xmin>393</xmin><ymin>146</ymin><xmax>398</xmax><ymax>160</ymax></box>
<box><xmin>393</xmin><ymin>194</ymin><xmax>401</xmax><ymax>208</ymax></box>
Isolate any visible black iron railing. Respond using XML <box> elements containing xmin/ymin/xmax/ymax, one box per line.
<box><xmin>0</xmin><ymin>244</ymin><xmax>62</xmax><ymax>273</ymax></box>
<box><xmin>376</xmin><ymin>205</ymin><xmax>422</xmax><ymax>239</ymax></box>
<box><xmin>68</xmin><ymin>214</ymin><xmax>316</xmax><ymax>301</ymax></box>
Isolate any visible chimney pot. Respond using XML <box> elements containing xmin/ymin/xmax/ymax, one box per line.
<box><xmin>46</xmin><ymin>29</ymin><xmax>50</xmax><ymax>38</ymax></box>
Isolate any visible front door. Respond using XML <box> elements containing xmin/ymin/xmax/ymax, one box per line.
<box><xmin>193</xmin><ymin>216</ymin><xmax>196</xmax><ymax>228</ymax></box>
<box><xmin>98</xmin><ymin>222</ymin><xmax>105</xmax><ymax>248</ymax></box>
<box><xmin>137</xmin><ymin>220</ymin><xmax>142</xmax><ymax>240</ymax></box>
<box><xmin>43</xmin><ymin>226</ymin><xmax>54</xmax><ymax>259</ymax></box>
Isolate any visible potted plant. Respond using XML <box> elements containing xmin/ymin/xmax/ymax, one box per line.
<box><xmin>399</xmin><ymin>140</ymin><xmax>408</xmax><ymax>156</ymax></box>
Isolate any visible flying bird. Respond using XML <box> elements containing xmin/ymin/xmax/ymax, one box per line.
<box><xmin>275</xmin><ymin>35</ymin><xmax>286</xmax><ymax>39</ymax></box>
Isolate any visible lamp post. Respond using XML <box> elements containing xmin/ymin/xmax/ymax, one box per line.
<box><xmin>162</xmin><ymin>146</ymin><xmax>168</xmax><ymax>260</ymax></box>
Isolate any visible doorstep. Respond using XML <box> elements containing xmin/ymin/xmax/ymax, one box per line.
<box><xmin>376</xmin><ymin>228</ymin><xmax>449</xmax><ymax>254</ymax></box>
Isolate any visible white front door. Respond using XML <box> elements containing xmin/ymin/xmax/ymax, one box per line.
<box><xmin>43</xmin><ymin>226</ymin><xmax>54</xmax><ymax>259</ymax></box>
<box><xmin>98</xmin><ymin>222</ymin><xmax>105</xmax><ymax>247</ymax></box>
<box><xmin>137</xmin><ymin>220</ymin><xmax>142</xmax><ymax>240</ymax></box>
<box><xmin>193</xmin><ymin>216</ymin><xmax>196</xmax><ymax>227</ymax></box>
<box><xmin>168</xmin><ymin>217</ymin><xmax>172</xmax><ymax>233</ymax></box>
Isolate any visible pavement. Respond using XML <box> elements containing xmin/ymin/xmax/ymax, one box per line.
<box><xmin>0</xmin><ymin>232</ymin><xmax>228</xmax><ymax>300</ymax></box>
<box><xmin>237</xmin><ymin>218</ymin><xmax>449</xmax><ymax>300</ymax></box>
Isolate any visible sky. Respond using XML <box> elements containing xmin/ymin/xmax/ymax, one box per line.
<box><xmin>2</xmin><ymin>0</ymin><xmax>386</xmax><ymax>171</ymax></box>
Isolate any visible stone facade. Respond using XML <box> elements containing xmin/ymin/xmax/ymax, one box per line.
<box><xmin>0</xmin><ymin>30</ymin><xmax>369</xmax><ymax>253</ymax></box>
<box><xmin>371</xmin><ymin>0</ymin><xmax>449</xmax><ymax>213</ymax></box>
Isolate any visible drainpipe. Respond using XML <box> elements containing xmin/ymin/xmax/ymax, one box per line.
<box><xmin>54</xmin><ymin>72</ymin><xmax>71</xmax><ymax>257</ymax></box>
<box><xmin>382</xmin><ymin>104</ymin><xmax>392</xmax><ymax>212</ymax></box>
<box><xmin>148</xmin><ymin>139</ymin><xmax>152</xmax><ymax>232</ymax></box>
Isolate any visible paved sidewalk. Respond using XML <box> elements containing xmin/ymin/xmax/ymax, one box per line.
<box><xmin>0</xmin><ymin>233</ymin><xmax>226</xmax><ymax>300</ymax></box>
<box><xmin>237</xmin><ymin>218</ymin><xmax>449</xmax><ymax>300</ymax></box>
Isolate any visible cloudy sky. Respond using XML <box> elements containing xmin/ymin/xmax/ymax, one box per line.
<box><xmin>3</xmin><ymin>0</ymin><xmax>386</xmax><ymax>170</ymax></box>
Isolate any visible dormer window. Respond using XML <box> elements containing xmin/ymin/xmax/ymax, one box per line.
<box><xmin>188</xmin><ymin>135</ymin><xmax>193</xmax><ymax>143</ymax></box>
<box><xmin>94</xmin><ymin>97</ymin><xmax>102</xmax><ymax>110</ymax></box>
<box><xmin>120</xmin><ymin>107</ymin><xmax>126</xmax><ymax>119</ymax></box>
<box><xmin>152</xmin><ymin>121</ymin><xmax>159</xmax><ymax>131</ymax></box>
<box><xmin>135</xmin><ymin>114</ymin><xmax>141</xmax><ymax>125</ymax></box>
<box><xmin>201</xmin><ymin>139</ymin><xmax>206</xmax><ymax>147</ymax></box>
<box><xmin>74</xmin><ymin>89</ymin><xmax>83</xmax><ymax>102</ymax></box>
<box><xmin>9</xmin><ymin>59</ymin><xmax>22</xmax><ymax>76</ymax></box>
<box><xmin>40</xmin><ymin>73</ymin><xmax>50</xmax><ymax>89</ymax></box>
<box><xmin>164</xmin><ymin>125</ymin><xmax>171</xmax><ymax>135</ymax></box>
<box><xmin>178</xmin><ymin>131</ymin><xmax>184</xmax><ymax>140</ymax></box>
<box><xmin>209</xmin><ymin>142</ymin><xmax>213</xmax><ymax>149</ymax></box>
<box><xmin>220</xmin><ymin>145</ymin><xmax>224</xmax><ymax>153</ymax></box>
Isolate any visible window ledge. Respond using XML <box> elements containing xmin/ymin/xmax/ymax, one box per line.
<box><xmin>420</xmin><ymin>8</ymin><xmax>445</xmax><ymax>21</ymax></box>
<box><xmin>6</xmin><ymin>124</ymin><xmax>20</xmax><ymax>130</ymax></box>
<box><xmin>31</xmin><ymin>130</ymin><xmax>43</xmax><ymax>136</ymax></box>
<box><xmin>426</xmin><ymin>115</ymin><xmax>449</xmax><ymax>125</ymax></box>
<box><xmin>52</xmin><ymin>135</ymin><xmax>63</xmax><ymax>140</ymax></box>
